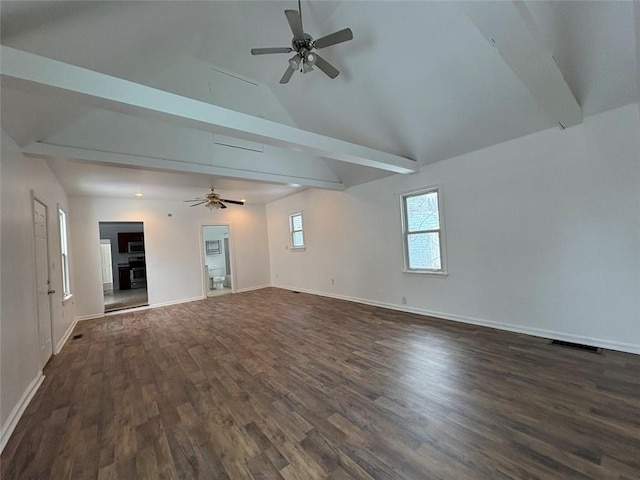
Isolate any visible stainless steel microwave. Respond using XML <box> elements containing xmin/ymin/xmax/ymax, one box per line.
<box><xmin>127</xmin><ymin>241</ymin><xmax>144</xmax><ymax>254</ymax></box>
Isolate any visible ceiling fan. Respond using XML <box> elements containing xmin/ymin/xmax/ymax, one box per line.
<box><xmin>250</xmin><ymin>0</ymin><xmax>353</xmax><ymax>84</ymax></box>
<box><xmin>183</xmin><ymin>187</ymin><xmax>245</xmax><ymax>210</ymax></box>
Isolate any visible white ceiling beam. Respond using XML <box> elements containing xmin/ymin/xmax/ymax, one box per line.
<box><xmin>21</xmin><ymin>142</ymin><xmax>345</xmax><ymax>190</ymax></box>
<box><xmin>0</xmin><ymin>46</ymin><xmax>418</xmax><ymax>174</ymax></box>
<box><xmin>462</xmin><ymin>0</ymin><xmax>582</xmax><ymax>129</ymax></box>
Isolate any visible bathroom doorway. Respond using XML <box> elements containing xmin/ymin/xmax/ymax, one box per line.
<box><xmin>202</xmin><ymin>225</ymin><xmax>233</xmax><ymax>298</ymax></box>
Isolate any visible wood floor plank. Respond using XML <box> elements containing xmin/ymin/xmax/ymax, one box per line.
<box><xmin>2</xmin><ymin>288</ymin><xmax>639</xmax><ymax>479</ymax></box>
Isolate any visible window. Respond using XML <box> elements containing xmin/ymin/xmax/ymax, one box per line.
<box><xmin>289</xmin><ymin>212</ymin><xmax>305</xmax><ymax>249</ymax></box>
<box><xmin>58</xmin><ymin>207</ymin><xmax>72</xmax><ymax>297</ymax></box>
<box><xmin>205</xmin><ymin>240</ymin><xmax>221</xmax><ymax>255</ymax></box>
<box><xmin>401</xmin><ymin>186</ymin><xmax>446</xmax><ymax>273</ymax></box>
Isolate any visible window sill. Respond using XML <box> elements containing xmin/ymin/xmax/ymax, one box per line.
<box><xmin>62</xmin><ymin>294</ymin><xmax>73</xmax><ymax>304</ymax></box>
<box><xmin>289</xmin><ymin>247</ymin><xmax>306</xmax><ymax>252</ymax></box>
<box><xmin>402</xmin><ymin>269</ymin><xmax>448</xmax><ymax>277</ymax></box>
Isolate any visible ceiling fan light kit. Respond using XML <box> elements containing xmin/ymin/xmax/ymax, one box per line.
<box><xmin>289</xmin><ymin>54</ymin><xmax>301</xmax><ymax>70</ymax></box>
<box><xmin>251</xmin><ymin>0</ymin><xmax>353</xmax><ymax>84</ymax></box>
<box><xmin>305</xmin><ymin>51</ymin><xmax>316</xmax><ymax>66</ymax></box>
<box><xmin>205</xmin><ymin>202</ymin><xmax>224</xmax><ymax>210</ymax></box>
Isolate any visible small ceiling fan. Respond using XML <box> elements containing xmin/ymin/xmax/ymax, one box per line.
<box><xmin>251</xmin><ymin>0</ymin><xmax>353</xmax><ymax>84</ymax></box>
<box><xmin>183</xmin><ymin>187</ymin><xmax>245</xmax><ymax>210</ymax></box>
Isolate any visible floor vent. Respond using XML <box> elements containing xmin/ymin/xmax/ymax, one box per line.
<box><xmin>72</xmin><ymin>334</ymin><xmax>83</xmax><ymax>340</ymax></box>
<box><xmin>549</xmin><ymin>339</ymin><xmax>601</xmax><ymax>353</ymax></box>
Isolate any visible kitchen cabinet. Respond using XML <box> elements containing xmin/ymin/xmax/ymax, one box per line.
<box><xmin>117</xmin><ymin>232</ymin><xmax>144</xmax><ymax>253</ymax></box>
<box><xmin>118</xmin><ymin>265</ymin><xmax>131</xmax><ymax>290</ymax></box>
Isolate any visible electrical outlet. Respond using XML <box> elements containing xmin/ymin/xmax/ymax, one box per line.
<box><xmin>401</xmin><ymin>296</ymin><xmax>407</xmax><ymax>305</ymax></box>
<box><xmin>331</xmin><ymin>279</ymin><xmax>335</xmax><ymax>285</ymax></box>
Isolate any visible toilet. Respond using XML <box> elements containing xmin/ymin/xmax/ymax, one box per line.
<box><xmin>209</xmin><ymin>267</ymin><xmax>225</xmax><ymax>290</ymax></box>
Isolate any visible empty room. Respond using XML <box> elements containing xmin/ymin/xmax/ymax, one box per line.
<box><xmin>1</xmin><ymin>1</ymin><xmax>639</xmax><ymax>479</ymax></box>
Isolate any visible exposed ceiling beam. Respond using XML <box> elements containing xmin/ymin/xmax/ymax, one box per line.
<box><xmin>462</xmin><ymin>0</ymin><xmax>582</xmax><ymax>129</ymax></box>
<box><xmin>0</xmin><ymin>46</ymin><xmax>418</xmax><ymax>174</ymax></box>
<box><xmin>21</xmin><ymin>142</ymin><xmax>345</xmax><ymax>190</ymax></box>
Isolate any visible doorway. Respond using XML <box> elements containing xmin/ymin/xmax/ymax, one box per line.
<box><xmin>32</xmin><ymin>196</ymin><xmax>53</xmax><ymax>369</ymax></box>
<box><xmin>99</xmin><ymin>221</ymin><xmax>149</xmax><ymax>312</ymax></box>
<box><xmin>202</xmin><ymin>225</ymin><xmax>233</xmax><ymax>297</ymax></box>
<box><xmin>100</xmin><ymin>239</ymin><xmax>114</xmax><ymax>292</ymax></box>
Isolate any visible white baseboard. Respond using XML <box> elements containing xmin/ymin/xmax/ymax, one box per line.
<box><xmin>273</xmin><ymin>285</ymin><xmax>640</xmax><ymax>355</ymax></box>
<box><xmin>150</xmin><ymin>296</ymin><xmax>204</xmax><ymax>309</ymax></box>
<box><xmin>0</xmin><ymin>373</ymin><xmax>45</xmax><ymax>454</ymax></box>
<box><xmin>75</xmin><ymin>296</ymin><xmax>205</xmax><ymax>322</ymax></box>
<box><xmin>235</xmin><ymin>284</ymin><xmax>271</xmax><ymax>294</ymax></box>
<box><xmin>75</xmin><ymin>313</ymin><xmax>104</xmax><ymax>322</ymax></box>
<box><xmin>55</xmin><ymin>317</ymin><xmax>78</xmax><ymax>354</ymax></box>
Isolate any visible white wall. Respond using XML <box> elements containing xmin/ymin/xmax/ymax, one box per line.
<box><xmin>69</xmin><ymin>197</ymin><xmax>271</xmax><ymax>319</ymax></box>
<box><xmin>0</xmin><ymin>130</ymin><xmax>76</xmax><ymax>449</ymax></box>
<box><xmin>266</xmin><ymin>104</ymin><xmax>640</xmax><ymax>354</ymax></box>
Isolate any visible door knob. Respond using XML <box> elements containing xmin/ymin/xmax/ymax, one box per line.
<box><xmin>48</xmin><ymin>289</ymin><xmax>56</xmax><ymax>295</ymax></box>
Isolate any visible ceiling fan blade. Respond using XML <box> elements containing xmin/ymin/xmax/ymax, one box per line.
<box><xmin>183</xmin><ymin>199</ymin><xmax>204</xmax><ymax>202</ymax></box>
<box><xmin>285</xmin><ymin>10</ymin><xmax>304</xmax><ymax>40</ymax></box>
<box><xmin>189</xmin><ymin>201</ymin><xmax>206</xmax><ymax>207</ymax></box>
<box><xmin>314</xmin><ymin>28</ymin><xmax>353</xmax><ymax>49</ymax></box>
<box><xmin>218</xmin><ymin>201</ymin><xmax>228</xmax><ymax>209</ymax></box>
<box><xmin>314</xmin><ymin>54</ymin><xmax>339</xmax><ymax>79</ymax></box>
<box><xmin>280</xmin><ymin>65</ymin><xmax>296</xmax><ymax>84</ymax></box>
<box><xmin>251</xmin><ymin>47</ymin><xmax>292</xmax><ymax>55</ymax></box>
<box><xmin>220</xmin><ymin>199</ymin><xmax>245</xmax><ymax>205</ymax></box>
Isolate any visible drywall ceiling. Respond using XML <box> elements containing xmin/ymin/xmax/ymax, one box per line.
<box><xmin>1</xmin><ymin>1</ymin><xmax>638</xmax><ymax>200</ymax></box>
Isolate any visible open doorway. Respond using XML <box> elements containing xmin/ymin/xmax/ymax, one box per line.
<box><xmin>99</xmin><ymin>221</ymin><xmax>149</xmax><ymax>312</ymax></box>
<box><xmin>202</xmin><ymin>225</ymin><xmax>233</xmax><ymax>297</ymax></box>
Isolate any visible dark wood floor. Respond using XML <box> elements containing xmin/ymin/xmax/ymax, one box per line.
<box><xmin>2</xmin><ymin>288</ymin><xmax>639</xmax><ymax>479</ymax></box>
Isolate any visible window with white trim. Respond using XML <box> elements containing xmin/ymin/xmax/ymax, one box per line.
<box><xmin>401</xmin><ymin>186</ymin><xmax>446</xmax><ymax>273</ymax></box>
<box><xmin>58</xmin><ymin>207</ymin><xmax>72</xmax><ymax>297</ymax></box>
<box><xmin>289</xmin><ymin>212</ymin><xmax>305</xmax><ymax>248</ymax></box>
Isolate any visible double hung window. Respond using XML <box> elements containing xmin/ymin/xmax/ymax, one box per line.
<box><xmin>401</xmin><ymin>187</ymin><xmax>446</xmax><ymax>274</ymax></box>
<box><xmin>289</xmin><ymin>212</ymin><xmax>304</xmax><ymax>249</ymax></box>
<box><xmin>58</xmin><ymin>208</ymin><xmax>72</xmax><ymax>297</ymax></box>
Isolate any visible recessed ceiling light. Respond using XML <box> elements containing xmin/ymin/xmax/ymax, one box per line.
<box><xmin>240</xmin><ymin>198</ymin><xmax>247</xmax><ymax>203</ymax></box>
<box><xmin>134</xmin><ymin>192</ymin><xmax>143</xmax><ymax>197</ymax></box>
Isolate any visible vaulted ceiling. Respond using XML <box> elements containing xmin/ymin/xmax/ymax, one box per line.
<box><xmin>1</xmin><ymin>1</ymin><xmax>638</xmax><ymax>203</ymax></box>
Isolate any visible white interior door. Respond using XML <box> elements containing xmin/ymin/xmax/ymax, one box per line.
<box><xmin>100</xmin><ymin>241</ymin><xmax>113</xmax><ymax>291</ymax></box>
<box><xmin>33</xmin><ymin>198</ymin><xmax>53</xmax><ymax>369</ymax></box>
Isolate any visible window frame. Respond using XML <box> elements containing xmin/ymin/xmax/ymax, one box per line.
<box><xmin>400</xmin><ymin>185</ymin><xmax>447</xmax><ymax>275</ymax></box>
<box><xmin>289</xmin><ymin>212</ymin><xmax>305</xmax><ymax>251</ymax></box>
<box><xmin>58</xmin><ymin>206</ymin><xmax>72</xmax><ymax>300</ymax></box>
